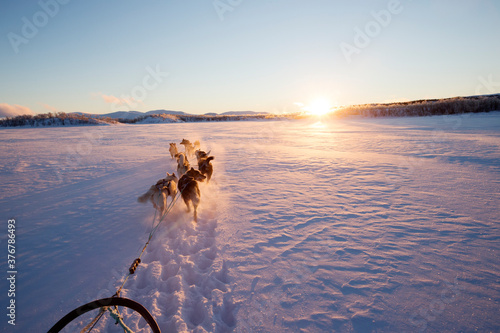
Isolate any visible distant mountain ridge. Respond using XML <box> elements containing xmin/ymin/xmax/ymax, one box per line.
<box><xmin>72</xmin><ymin>109</ymin><xmax>267</xmax><ymax>120</ymax></box>
<box><xmin>72</xmin><ymin>109</ymin><xmax>188</xmax><ymax>120</ymax></box>
<box><xmin>219</xmin><ymin>111</ymin><xmax>269</xmax><ymax>116</ymax></box>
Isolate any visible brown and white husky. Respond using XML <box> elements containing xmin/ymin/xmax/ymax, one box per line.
<box><xmin>137</xmin><ymin>173</ymin><xmax>178</xmax><ymax>215</ymax></box>
<box><xmin>178</xmin><ymin>168</ymin><xmax>206</xmax><ymax>222</ymax></box>
<box><xmin>195</xmin><ymin>150</ymin><xmax>214</xmax><ymax>183</ymax></box>
<box><xmin>176</xmin><ymin>152</ymin><xmax>190</xmax><ymax>176</ymax></box>
<box><xmin>169</xmin><ymin>143</ymin><xmax>178</xmax><ymax>159</ymax></box>
<box><xmin>195</xmin><ymin>149</ymin><xmax>210</xmax><ymax>161</ymax></box>
<box><xmin>198</xmin><ymin>156</ymin><xmax>214</xmax><ymax>183</ymax></box>
<box><xmin>180</xmin><ymin>139</ymin><xmax>195</xmax><ymax>157</ymax></box>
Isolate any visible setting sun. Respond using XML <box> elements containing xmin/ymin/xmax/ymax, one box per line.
<box><xmin>303</xmin><ymin>98</ymin><xmax>333</xmax><ymax>116</ymax></box>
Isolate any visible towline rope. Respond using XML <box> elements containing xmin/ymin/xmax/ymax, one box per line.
<box><xmin>82</xmin><ymin>187</ymin><xmax>185</xmax><ymax>333</ymax></box>
<box><xmin>115</xmin><ymin>190</ymin><xmax>183</xmax><ymax>297</ymax></box>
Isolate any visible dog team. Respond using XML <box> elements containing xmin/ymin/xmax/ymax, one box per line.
<box><xmin>137</xmin><ymin>139</ymin><xmax>214</xmax><ymax>222</ymax></box>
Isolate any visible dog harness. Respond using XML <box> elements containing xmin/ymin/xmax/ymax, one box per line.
<box><xmin>156</xmin><ymin>179</ymin><xmax>172</xmax><ymax>195</ymax></box>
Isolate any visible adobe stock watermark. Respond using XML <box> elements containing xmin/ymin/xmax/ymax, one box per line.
<box><xmin>213</xmin><ymin>0</ymin><xmax>243</xmax><ymax>21</ymax></box>
<box><xmin>7</xmin><ymin>0</ymin><xmax>71</xmax><ymax>54</ymax></box>
<box><xmin>475</xmin><ymin>74</ymin><xmax>500</xmax><ymax>95</ymax></box>
<box><xmin>107</xmin><ymin>64</ymin><xmax>169</xmax><ymax>112</ymax></box>
<box><xmin>339</xmin><ymin>0</ymin><xmax>405</xmax><ymax>64</ymax></box>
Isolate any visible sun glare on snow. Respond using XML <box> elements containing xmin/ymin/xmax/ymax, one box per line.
<box><xmin>303</xmin><ymin>98</ymin><xmax>334</xmax><ymax>116</ymax></box>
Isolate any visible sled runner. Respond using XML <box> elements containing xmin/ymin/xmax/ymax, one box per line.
<box><xmin>48</xmin><ymin>296</ymin><xmax>161</xmax><ymax>333</ymax></box>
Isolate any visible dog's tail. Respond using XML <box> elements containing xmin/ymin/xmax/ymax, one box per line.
<box><xmin>137</xmin><ymin>188</ymin><xmax>153</xmax><ymax>203</ymax></box>
<box><xmin>206</xmin><ymin>156</ymin><xmax>214</xmax><ymax>163</ymax></box>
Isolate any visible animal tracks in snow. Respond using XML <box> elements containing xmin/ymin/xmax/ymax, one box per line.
<box><xmin>119</xmin><ymin>187</ymin><xmax>237</xmax><ymax>333</ymax></box>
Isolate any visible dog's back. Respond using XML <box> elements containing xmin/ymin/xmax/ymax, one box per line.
<box><xmin>178</xmin><ymin>168</ymin><xmax>206</xmax><ymax>222</ymax></box>
<box><xmin>160</xmin><ymin>172</ymin><xmax>178</xmax><ymax>199</ymax></box>
<box><xmin>178</xmin><ymin>176</ymin><xmax>200</xmax><ymax>205</ymax></box>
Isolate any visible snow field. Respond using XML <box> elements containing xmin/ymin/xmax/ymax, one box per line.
<box><xmin>0</xmin><ymin>113</ymin><xmax>499</xmax><ymax>332</ymax></box>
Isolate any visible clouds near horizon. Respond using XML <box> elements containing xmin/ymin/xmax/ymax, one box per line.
<box><xmin>40</xmin><ymin>103</ymin><xmax>60</xmax><ymax>113</ymax></box>
<box><xmin>0</xmin><ymin>103</ymin><xmax>34</xmax><ymax>117</ymax></box>
<box><xmin>97</xmin><ymin>93</ymin><xmax>140</xmax><ymax>107</ymax></box>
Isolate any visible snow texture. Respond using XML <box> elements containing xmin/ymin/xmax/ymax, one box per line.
<box><xmin>0</xmin><ymin>112</ymin><xmax>499</xmax><ymax>332</ymax></box>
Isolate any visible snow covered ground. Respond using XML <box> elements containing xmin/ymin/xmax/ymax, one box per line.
<box><xmin>0</xmin><ymin>112</ymin><xmax>499</xmax><ymax>332</ymax></box>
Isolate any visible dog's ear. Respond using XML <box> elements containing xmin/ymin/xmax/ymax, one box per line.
<box><xmin>172</xmin><ymin>172</ymin><xmax>176</xmax><ymax>177</ymax></box>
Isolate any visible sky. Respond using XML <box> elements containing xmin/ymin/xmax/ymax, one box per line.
<box><xmin>1</xmin><ymin>0</ymin><xmax>499</xmax><ymax>116</ymax></box>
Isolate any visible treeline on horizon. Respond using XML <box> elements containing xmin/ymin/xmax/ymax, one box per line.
<box><xmin>1</xmin><ymin>94</ymin><xmax>499</xmax><ymax>127</ymax></box>
<box><xmin>0</xmin><ymin>112</ymin><xmax>115</xmax><ymax>127</ymax></box>
<box><xmin>332</xmin><ymin>94</ymin><xmax>500</xmax><ymax>118</ymax></box>
<box><xmin>0</xmin><ymin>111</ymin><xmax>281</xmax><ymax>127</ymax></box>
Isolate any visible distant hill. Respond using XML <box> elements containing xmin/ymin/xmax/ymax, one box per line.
<box><xmin>72</xmin><ymin>110</ymin><xmax>266</xmax><ymax>119</ymax></box>
<box><xmin>144</xmin><ymin>110</ymin><xmax>187</xmax><ymax>116</ymax></box>
<box><xmin>220</xmin><ymin>111</ymin><xmax>269</xmax><ymax>116</ymax></box>
<box><xmin>95</xmin><ymin>111</ymin><xmax>143</xmax><ymax>120</ymax></box>
<box><xmin>72</xmin><ymin>110</ymin><xmax>188</xmax><ymax>120</ymax></box>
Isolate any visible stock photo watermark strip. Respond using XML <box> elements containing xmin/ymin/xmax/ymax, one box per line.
<box><xmin>6</xmin><ymin>219</ymin><xmax>17</xmax><ymax>326</ymax></box>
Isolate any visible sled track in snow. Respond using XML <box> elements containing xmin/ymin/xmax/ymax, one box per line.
<box><xmin>122</xmin><ymin>207</ymin><xmax>237</xmax><ymax>333</ymax></box>
<box><xmin>89</xmin><ymin>182</ymin><xmax>237</xmax><ymax>333</ymax></box>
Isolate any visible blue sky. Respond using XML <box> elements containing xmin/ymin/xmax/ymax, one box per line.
<box><xmin>1</xmin><ymin>0</ymin><xmax>499</xmax><ymax>115</ymax></box>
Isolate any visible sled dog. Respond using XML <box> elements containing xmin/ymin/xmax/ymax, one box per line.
<box><xmin>176</xmin><ymin>152</ymin><xmax>190</xmax><ymax>176</ymax></box>
<box><xmin>198</xmin><ymin>156</ymin><xmax>214</xmax><ymax>183</ymax></box>
<box><xmin>180</xmin><ymin>139</ymin><xmax>195</xmax><ymax>157</ymax></box>
<box><xmin>169</xmin><ymin>143</ymin><xmax>178</xmax><ymax>159</ymax></box>
<box><xmin>195</xmin><ymin>149</ymin><xmax>211</xmax><ymax>161</ymax></box>
<box><xmin>137</xmin><ymin>173</ymin><xmax>178</xmax><ymax>215</ymax></box>
<box><xmin>178</xmin><ymin>168</ymin><xmax>206</xmax><ymax>222</ymax></box>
